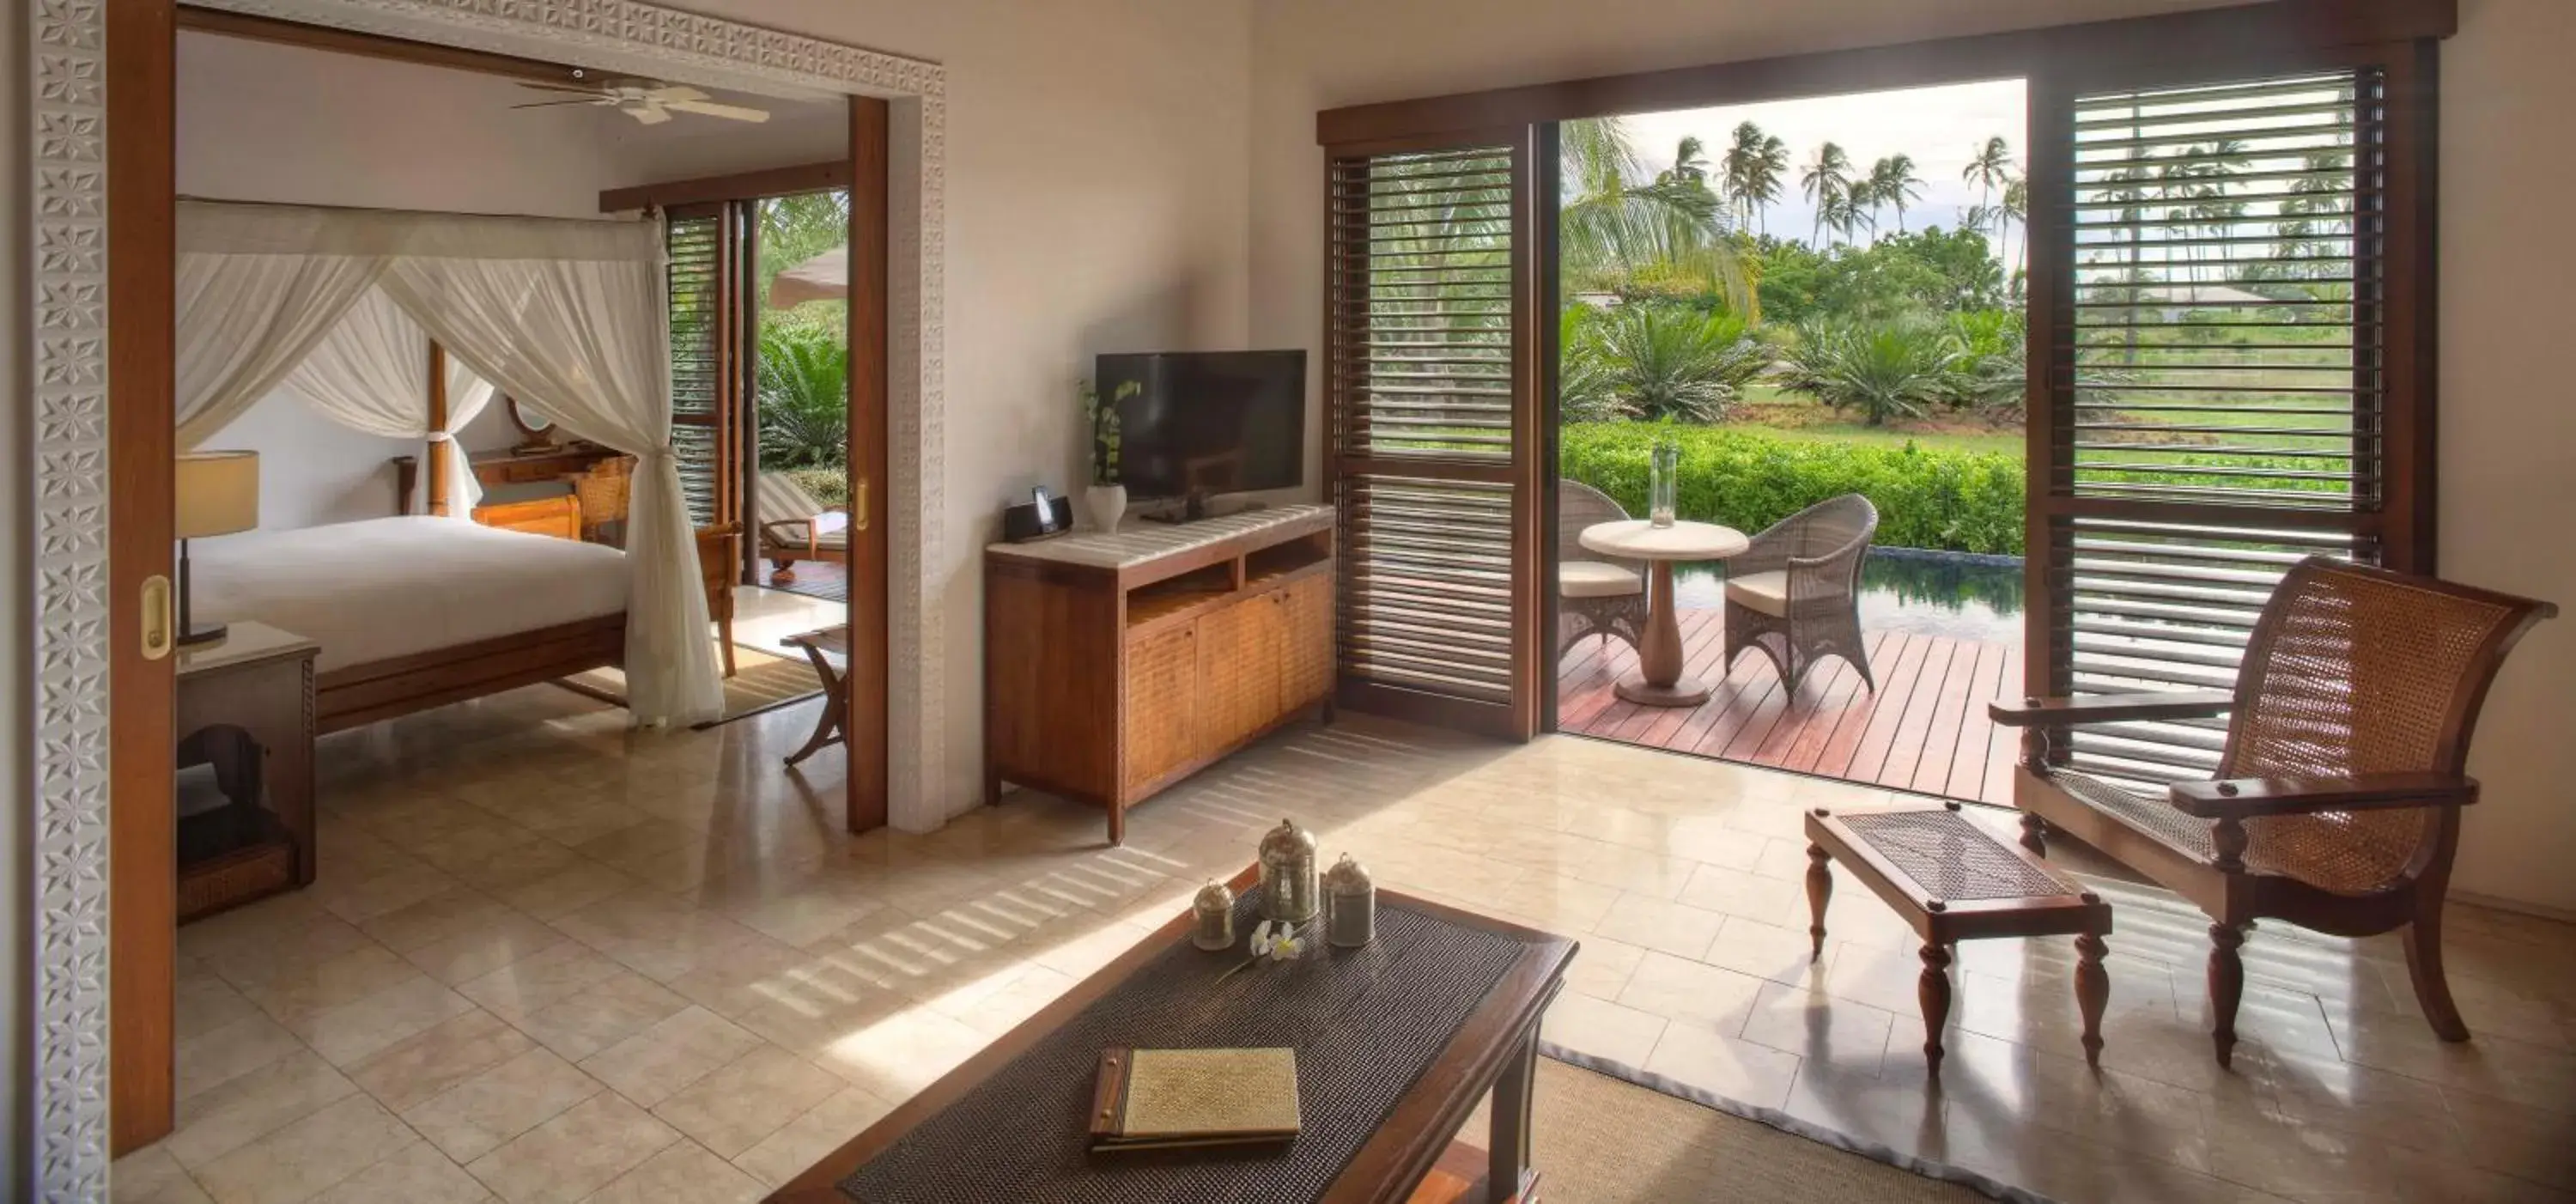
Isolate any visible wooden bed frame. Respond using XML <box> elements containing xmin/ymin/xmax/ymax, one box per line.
<box><xmin>315</xmin><ymin>613</ymin><xmax>624</xmax><ymax>733</ymax></box>
<box><xmin>306</xmin><ymin>522</ymin><xmax>737</xmax><ymax>733</ymax></box>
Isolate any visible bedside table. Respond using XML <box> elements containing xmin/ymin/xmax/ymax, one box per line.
<box><xmin>176</xmin><ymin>622</ymin><xmax>318</xmax><ymax>921</ymax></box>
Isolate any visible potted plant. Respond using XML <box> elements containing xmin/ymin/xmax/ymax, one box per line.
<box><xmin>1082</xmin><ymin>378</ymin><xmax>1139</xmax><ymax>532</ymax></box>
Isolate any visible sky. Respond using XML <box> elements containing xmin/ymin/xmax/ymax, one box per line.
<box><xmin>1622</xmin><ymin>78</ymin><xmax>2027</xmax><ymax>266</ymax></box>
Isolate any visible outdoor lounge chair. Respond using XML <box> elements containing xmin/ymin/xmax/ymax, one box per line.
<box><xmin>1991</xmin><ymin>557</ymin><xmax>2555</xmax><ymax>1066</ymax></box>
<box><xmin>1722</xmin><ymin>494</ymin><xmax>1877</xmax><ymax>694</ymax></box>
<box><xmin>1557</xmin><ymin>479</ymin><xmax>1647</xmax><ymax>657</ymax></box>
<box><xmin>756</xmin><ymin>471</ymin><xmax>849</xmax><ymax>585</ymax></box>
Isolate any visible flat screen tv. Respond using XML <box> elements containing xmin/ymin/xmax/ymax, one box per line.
<box><xmin>1094</xmin><ymin>350</ymin><xmax>1306</xmax><ymax>517</ymax></box>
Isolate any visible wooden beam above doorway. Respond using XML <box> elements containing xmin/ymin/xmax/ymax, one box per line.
<box><xmin>1313</xmin><ymin>0</ymin><xmax>2458</xmax><ymax>145</ymax></box>
<box><xmin>598</xmin><ymin>161</ymin><xmax>855</xmax><ymax>214</ymax></box>
<box><xmin>176</xmin><ymin>5</ymin><xmax>617</xmax><ymax>91</ymax></box>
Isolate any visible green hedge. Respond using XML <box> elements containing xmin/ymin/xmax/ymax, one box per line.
<box><xmin>1560</xmin><ymin>423</ymin><xmax>2354</xmax><ymax>556</ymax></box>
<box><xmin>1561</xmin><ymin>423</ymin><xmax>2026</xmax><ymax>555</ymax></box>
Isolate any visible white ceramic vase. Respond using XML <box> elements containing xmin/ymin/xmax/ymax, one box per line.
<box><xmin>1085</xmin><ymin>483</ymin><xmax>1127</xmax><ymax>533</ymax></box>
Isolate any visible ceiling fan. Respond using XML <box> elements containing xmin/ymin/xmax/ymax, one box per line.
<box><xmin>512</xmin><ymin>81</ymin><xmax>770</xmax><ymax>126</ymax></box>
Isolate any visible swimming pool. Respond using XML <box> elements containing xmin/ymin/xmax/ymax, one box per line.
<box><xmin>1668</xmin><ymin>550</ymin><xmax>2023</xmax><ymax>645</ymax></box>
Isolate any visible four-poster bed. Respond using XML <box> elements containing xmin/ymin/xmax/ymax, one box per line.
<box><xmin>173</xmin><ymin>197</ymin><xmax>728</xmax><ymax>729</ymax></box>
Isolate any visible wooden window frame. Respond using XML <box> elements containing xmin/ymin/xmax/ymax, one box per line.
<box><xmin>1315</xmin><ymin>0</ymin><xmax>2452</xmax><ymax>745</ymax></box>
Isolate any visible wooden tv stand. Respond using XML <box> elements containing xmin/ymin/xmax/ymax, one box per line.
<box><xmin>983</xmin><ymin>505</ymin><xmax>1334</xmax><ymax>843</ymax></box>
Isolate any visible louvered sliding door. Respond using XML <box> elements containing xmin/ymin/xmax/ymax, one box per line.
<box><xmin>666</xmin><ymin>203</ymin><xmax>744</xmax><ymax>529</ymax></box>
<box><xmin>2029</xmin><ymin>51</ymin><xmax>2433</xmax><ymax>787</ymax></box>
<box><xmin>1327</xmin><ymin>135</ymin><xmax>1545</xmax><ymax>739</ymax></box>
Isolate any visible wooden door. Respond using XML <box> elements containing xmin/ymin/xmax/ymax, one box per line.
<box><xmin>2024</xmin><ymin>46</ymin><xmax>2436</xmax><ymax>787</ymax></box>
<box><xmin>1194</xmin><ymin>599</ymin><xmax>1275</xmax><ymax>753</ymax></box>
<box><xmin>844</xmin><ymin>96</ymin><xmax>892</xmax><ymax>831</ymax></box>
<box><xmin>109</xmin><ymin>0</ymin><xmax>179</xmax><ymax>1152</ymax></box>
<box><xmin>1323</xmin><ymin>131</ymin><xmax>1546</xmax><ymax>740</ymax></box>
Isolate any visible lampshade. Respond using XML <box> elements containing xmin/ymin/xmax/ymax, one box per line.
<box><xmin>176</xmin><ymin>450</ymin><xmax>260</xmax><ymax>539</ymax></box>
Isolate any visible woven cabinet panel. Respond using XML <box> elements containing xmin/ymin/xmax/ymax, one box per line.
<box><xmin>1124</xmin><ymin>624</ymin><xmax>1199</xmax><ymax>791</ymax></box>
<box><xmin>1282</xmin><ymin>575</ymin><xmax>1334</xmax><ymax>708</ymax></box>
<box><xmin>1195</xmin><ymin>599</ymin><xmax>1276</xmax><ymax>753</ymax></box>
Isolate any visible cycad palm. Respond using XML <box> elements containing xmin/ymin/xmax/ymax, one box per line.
<box><xmin>1560</xmin><ymin>118</ymin><xmax>1748</xmax><ymax>311</ymax></box>
<box><xmin>1720</xmin><ymin>121</ymin><xmax>1789</xmax><ymax>235</ymax></box>
<box><xmin>1801</xmin><ymin>142</ymin><xmax>1853</xmax><ymax>247</ymax></box>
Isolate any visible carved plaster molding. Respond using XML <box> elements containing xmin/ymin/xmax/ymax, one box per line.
<box><xmin>23</xmin><ymin>1</ymin><xmax>944</xmax><ymax>1194</ymax></box>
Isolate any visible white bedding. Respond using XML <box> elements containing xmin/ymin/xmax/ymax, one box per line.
<box><xmin>194</xmin><ymin>516</ymin><xmax>626</xmax><ymax>672</ymax></box>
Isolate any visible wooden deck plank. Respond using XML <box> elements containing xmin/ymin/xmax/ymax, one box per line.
<box><xmin>1843</xmin><ymin>633</ymin><xmax>1936</xmax><ymax>783</ymax></box>
<box><xmin>1550</xmin><ymin>609</ymin><xmax>2016</xmax><ymax>807</ymax></box>
<box><xmin>1807</xmin><ymin>630</ymin><xmax>1906</xmax><ymax>779</ymax></box>
<box><xmin>1908</xmin><ymin>635</ymin><xmax>1983</xmax><ymax>796</ymax></box>
<box><xmin>1946</xmin><ymin>638</ymin><xmax>2010</xmax><ymax>802</ymax></box>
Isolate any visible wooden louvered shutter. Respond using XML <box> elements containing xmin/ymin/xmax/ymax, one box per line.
<box><xmin>2028</xmin><ymin>50</ymin><xmax>2433</xmax><ymax>788</ymax></box>
<box><xmin>665</xmin><ymin>202</ymin><xmax>743</xmax><ymax>529</ymax></box>
<box><xmin>1326</xmin><ymin>134</ymin><xmax>1544</xmax><ymax>739</ymax></box>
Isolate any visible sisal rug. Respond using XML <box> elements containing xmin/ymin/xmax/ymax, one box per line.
<box><xmin>555</xmin><ymin>645</ymin><xmax>825</xmax><ymax>727</ymax></box>
<box><xmin>1516</xmin><ymin>1051</ymin><xmax>2043</xmax><ymax>1204</ymax></box>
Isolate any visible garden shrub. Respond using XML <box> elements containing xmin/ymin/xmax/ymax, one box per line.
<box><xmin>1561</xmin><ymin>422</ymin><xmax>2349</xmax><ymax>556</ymax></box>
<box><xmin>1561</xmin><ymin>421</ymin><xmax>2026</xmax><ymax>554</ymax></box>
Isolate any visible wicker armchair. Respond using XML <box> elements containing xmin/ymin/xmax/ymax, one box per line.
<box><xmin>1993</xmin><ymin>557</ymin><xmax>2555</xmax><ymax>1066</ymax></box>
<box><xmin>568</xmin><ymin>455</ymin><xmax>635</xmax><ymax>546</ymax></box>
<box><xmin>1557</xmin><ymin>480</ymin><xmax>1647</xmax><ymax>657</ymax></box>
<box><xmin>1721</xmin><ymin>494</ymin><xmax>1877</xmax><ymax>694</ymax></box>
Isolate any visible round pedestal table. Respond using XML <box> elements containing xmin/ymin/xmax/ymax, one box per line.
<box><xmin>1578</xmin><ymin>519</ymin><xmax>1749</xmax><ymax>707</ymax></box>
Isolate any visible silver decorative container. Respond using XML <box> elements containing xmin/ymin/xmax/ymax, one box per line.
<box><xmin>1323</xmin><ymin>854</ymin><xmax>1376</xmax><ymax>948</ymax></box>
<box><xmin>1257</xmin><ymin>818</ymin><xmax>1320</xmax><ymax>922</ymax></box>
<box><xmin>1191</xmin><ymin>880</ymin><xmax>1236</xmax><ymax>952</ymax></box>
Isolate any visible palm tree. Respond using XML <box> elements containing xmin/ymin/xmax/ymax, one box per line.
<box><xmin>1801</xmin><ymin>141</ymin><xmax>1853</xmax><ymax>247</ymax></box>
<box><xmin>1720</xmin><ymin>121</ymin><xmax>1789</xmax><ymax>236</ymax></box>
<box><xmin>1559</xmin><ymin>117</ymin><xmax>1749</xmax><ymax>310</ymax></box>
<box><xmin>1963</xmin><ymin>136</ymin><xmax>2016</xmax><ymax>239</ymax></box>
<box><xmin>2001</xmin><ymin>175</ymin><xmax>2029</xmax><ymax>278</ymax></box>
<box><xmin>1868</xmin><ymin>154</ymin><xmax>1926</xmax><ymax>234</ymax></box>
<box><xmin>1662</xmin><ymin>135</ymin><xmax>1711</xmax><ymax>188</ymax></box>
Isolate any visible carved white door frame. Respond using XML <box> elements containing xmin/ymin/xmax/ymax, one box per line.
<box><xmin>21</xmin><ymin>1</ymin><xmax>945</xmax><ymax>1194</ymax></box>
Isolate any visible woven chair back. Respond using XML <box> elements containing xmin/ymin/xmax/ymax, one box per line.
<box><xmin>2222</xmin><ymin>557</ymin><xmax>2554</xmax><ymax>891</ymax></box>
<box><xmin>1558</xmin><ymin>480</ymin><xmax>1641</xmax><ymax>574</ymax></box>
<box><xmin>1773</xmin><ymin>493</ymin><xmax>1877</xmax><ymax>562</ymax></box>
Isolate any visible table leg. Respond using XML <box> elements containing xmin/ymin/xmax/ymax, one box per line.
<box><xmin>1613</xmin><ymin>560</ymin><xmax>1710</xmax><ymax>708</ymax></box>
<box><xmin>1919</xmin><ymin>942</ymin><xmax>1953</xmax><ymax>1075</ymax></box>
<box><xmin>2075</xmin><ymin>932</ymin><xmax>2110</xmax><ymax>1068</ymax></box>
<box><xmin>1804</xmin><ymin>844</ymin><xmax>1832</xmax><ymax>962</ymax></box>
<box><xmin>1486</xmin><ymin>1017</ymin><xmax>1540</xmax><ymax>1204</ymax></box>
<box><xmin>785</xmin><ymin>643</ymin><xmax>848</xmax><ymax>768</ymax></box>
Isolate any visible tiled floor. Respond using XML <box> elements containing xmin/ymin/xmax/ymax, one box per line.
<box><xmin>116</xmin><ymin>686</ymin><xmax>2576</xmax><ymax>1203</ymax></box>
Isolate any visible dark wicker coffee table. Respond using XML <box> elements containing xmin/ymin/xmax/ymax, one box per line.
<box><xmin>1804</xmin><ymin>801</ymin><xmax>2113</xmax><ymax>1073</ymax></box>
<box><xmin>773</xmin><ymin>865</ymin><xmax>1576</xmax><ymax>1204</ymax></box>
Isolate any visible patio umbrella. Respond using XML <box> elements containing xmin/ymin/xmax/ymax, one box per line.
<box><xmin>768</xmin><ymin>246</ymin><xmax>848</xmax><ymax>309</ymax></box>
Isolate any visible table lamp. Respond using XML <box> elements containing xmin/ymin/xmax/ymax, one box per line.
<box><xmin>175</xmin><ymin>450</ymin><xmax>258</xmax><ymax>647</ymax></box>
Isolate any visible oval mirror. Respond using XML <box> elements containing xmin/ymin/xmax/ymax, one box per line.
<box><xmin>506</xmin><ymin>396</ymin><xmax>558</xmax><ymax>452</ymax></box>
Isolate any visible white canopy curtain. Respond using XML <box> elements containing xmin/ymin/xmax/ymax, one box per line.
<box><xmin>177</xmin><ymin>199</ymin><xmax>725</xmax><ymax>727</ymax></box>
<box><xmin>282</xmin><ymin>287</ymin><xmax>499</xmax><ymax>514</ymax></box>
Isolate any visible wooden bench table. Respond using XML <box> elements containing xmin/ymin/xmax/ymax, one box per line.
<box><xmin>1803</xmin><ymin>800</ymin><xmax>2113</xmax><ymax>1073</ymax></box>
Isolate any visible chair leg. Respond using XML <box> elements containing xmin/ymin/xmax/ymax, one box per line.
<box><xmin>2020</xmin><ymin>812</ymin><xmax>2049</xmax><ymax>857</ymax></box>
<box><xmin>2208</xmin><ymin>921</ymin><xmax>2247</xmax><ymax>1068</ymax></box>
<box><xmin>2402</xmin><ymin>902</ymin><xmax>2472</xmax><ymax>1043</ymax></box>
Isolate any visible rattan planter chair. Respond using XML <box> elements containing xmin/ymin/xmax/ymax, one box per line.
<box><xmin>1721</xmin><ymin>494</ymin><xmax>1878</xmax><ymax>694</ymax></box>
<box><xmin>1992</xmin><ymin>557</ymin><xmax>2556</xmax><ymax>1067</ymax></box>
<box><xmin>1557</xmin><ymin>480</ymin><xmax>1647</xmax><ymax>657</ymax></box>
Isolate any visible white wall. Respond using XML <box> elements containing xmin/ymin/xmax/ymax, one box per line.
<box><xmin>672</xmin><ymin>0</ymin><xmax>1259</xmax><ymax>818</ymax></box>
<box><xmin>1247</xmin><ymin>0</ymin><xmax>2576</xmax><ymax>914</ymax></box>
<box><xmin>173</xmin><ymin>32</ymin><xmax>845</xmax><ymax>529</ymax></box>
<box><xmin>2434</xmin><ymin>0</ymin><xmax>2576</xmax><ymax>915</ymax></box>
